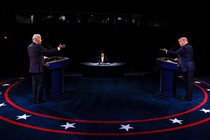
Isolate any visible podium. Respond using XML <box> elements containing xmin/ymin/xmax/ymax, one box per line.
<box><xmin>44</xmin><ymin>56</ymin><xmax>69</xmax><ymax>99</ymax></box>
<box><xmin>156</xmin><ymin>57</ymin><xmax>178</xmax><ymax>97</ymax></box>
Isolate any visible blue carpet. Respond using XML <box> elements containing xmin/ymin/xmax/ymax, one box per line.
<box><xmin>0</xmin><ymin>73</ymin><xmax>210</xmax><ymax>140</ymax></box>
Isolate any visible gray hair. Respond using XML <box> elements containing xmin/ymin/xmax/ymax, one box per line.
<box><xmin>32</xmin><ymin>34</ymin><xmax>41</xmax><ymax>41</ymax></box>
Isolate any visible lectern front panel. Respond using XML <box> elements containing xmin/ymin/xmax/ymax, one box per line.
<box><xmin>44</xmin><ymin>56</ymin><xmax>69</xmax><ymax>99</ymax></box>
<box><xmin>156</xmin><ymin>57</ymin><xmax>178</xmax><ymax>97</ymax></box>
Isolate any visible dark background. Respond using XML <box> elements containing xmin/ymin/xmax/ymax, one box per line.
<box><xmin>0</xmin><ymin>1</ymin><xmax>209</xmax><ymax>76</ymax></box>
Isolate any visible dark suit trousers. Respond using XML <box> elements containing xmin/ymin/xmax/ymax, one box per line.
<box><xmin>183</xmin><ymin>71</ymin><xmax>194</xmax><ymax>100</ymax></box>
<box><xmin>31</xmin><ymin>73</ymin><xmax>45</xmax><ymax>102</ymax></box>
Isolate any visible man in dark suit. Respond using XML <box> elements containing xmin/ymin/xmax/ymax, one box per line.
<box><xmin>160</xmin><ymin>37</ymin><xmax>195</xmax><ymax>101</ymax></box>
<box><xmin>28</xmin><ymin>34</ymin><xmax>66</xmax><ymax>104</ymax></box>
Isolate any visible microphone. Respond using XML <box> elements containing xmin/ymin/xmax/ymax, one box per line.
<box><xmin>45</xmin><ymin>44</ymin><xmax>53</xmax><ymax>49</ymax></box>
<box><xmin>45</xmin><ymin>43</ymin><xmax>58</xmax><ymax>57</ymax></box>
<box><xmin>169</xmin><ymin>44</ymin><xmax>178</xmax><ymax>50</ymax></box>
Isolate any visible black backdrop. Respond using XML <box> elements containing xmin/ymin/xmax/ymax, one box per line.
<box><xmin>0</xmin><ymin>6</ymin><xmax>209</xmax><ymax>76</ymax></box>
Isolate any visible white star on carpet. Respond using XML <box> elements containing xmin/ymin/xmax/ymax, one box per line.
<box><xmin>206</xmin><ymin>88</ymin><xmax>210</xmax><ymax>91</ymax></box>
<box><xmin>199</xmin><ymin>108</ymin><xmax>210</xmax><ymax>113</ymax></box>
<box><xmin>0</xmin><ymin>92</ymin><xmax>2</xmax><ymax>95</ymax></box>
<box><xmin>169</xmin><ymin>118</ymin><xmax>183</xmax><ymax>124</ymax></box>
<box><xmin>60</xmin><ymin>122</ymin><xmax>76</xmax><ymax>130</ymax></box>
<box><xmin>0</xmin><ymin>103</ymin><xmax>6</xmax><ymax>107</ymax></box>
<box><xmin>2</xmin><ymin>83</ymin><xmax>10</xmax><ymax>86</ymax></box>
<box><xmin>16</xmin><ymin>114</ymin><xmax>31</xmax><ymax>120</ymax></box>
<box><xmin>119</xmin><ymin>124</ymin><xmax>134</xmax><ymax>131</ymax></box>
<box><xmin>194</xmin><ymin>81</ymin><xmax>201</xmax><ymax>84</ymax></box>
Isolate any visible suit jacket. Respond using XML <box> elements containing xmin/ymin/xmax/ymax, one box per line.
<box><xmin>98</xmin><ymin>56</ymin><xmax>109</xmax><ymax>63</ymax></box>
<box><xmin>28</xmin><ymin>42</ymin><xmax>59</xmax><ymax>73</ymax></box>
<box><xmin>167</xmin><ymin>43</ymin><xmax>195</xmax><ymax>72</ymax></box>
